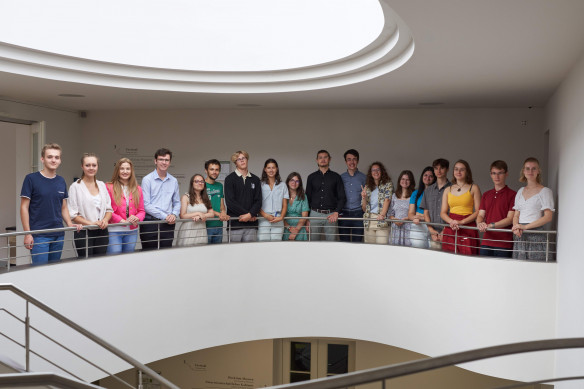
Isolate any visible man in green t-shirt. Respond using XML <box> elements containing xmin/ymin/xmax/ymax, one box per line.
<box><xmin>205</xmin><ymin>159</ymin><xmax>229</xmax><ymax>243</ymax></box>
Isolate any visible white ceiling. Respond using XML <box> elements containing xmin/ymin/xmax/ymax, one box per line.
<box><xmin>1</xmin><ymin>0</ymin><xmax>584</xmax><ymax>111</ymax></box>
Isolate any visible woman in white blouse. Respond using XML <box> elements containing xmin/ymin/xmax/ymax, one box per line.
<box><xmin>68</xmin><ymin>153</ymin><xmax>113</xmax><ymax>258</ymax></box>
<box><xmin>511</xmin><ymin>157</ymin><xmax>555</xmax><ymax>260</ymax></box>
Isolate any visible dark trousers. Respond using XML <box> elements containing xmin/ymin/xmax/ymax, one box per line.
<box><xmin>140</xmin><ymin>214</ymin><xmax>176</xmax><ymax>250</ymax></box>
<box><xmin>74</xmin><ymin>228</ymin><xmax>109</xmax><ymax>258</ymax></box>
<box><xmin>479</xmin><ymin>245</ymin><xmax>513</xmax><ymax>258</ymax></box>
<box><xmin>338</xmin><ymin>209</ymin><xmax>364</xmax><ymax>242</ymax></box>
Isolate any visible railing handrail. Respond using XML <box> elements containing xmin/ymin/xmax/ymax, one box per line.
<box><xmin>0</xmin><ymin>283</ymin><xmax>180</xmax><ymax>389</ymax></box>
<box><xmin>0</xmin><ymin>217</ymin><xmax>557</xmax><ymax>238</ymax></box>
<box><xmin>0</xmin><ymin>371</ymin><xmax>103</xmax><ymax>389</ymax></box>
<box><xmin>264</xmin><ymin>338</ymin><xmax>584</xmax><ymax>389</ymax></box>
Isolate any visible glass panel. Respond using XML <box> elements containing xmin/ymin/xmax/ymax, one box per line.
<box><xmin>290</xmin><ymin>373</ymin><xmax>311</xmax><ymax>383</ymax></box>
<box><xmin>327</xmin><ymin>344</ymin><xmax>348</xmax><ymax>375</ymax></box>
<box><xmin>290</xmin><ymin>342</ymin><xmax>311</xmax><ymax>372</ymax></box>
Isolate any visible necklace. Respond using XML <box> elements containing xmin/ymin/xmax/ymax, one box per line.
<box><xmin>455</xmin><ymin>183</ymin><xmax>464</xmax><ymax>192</ymax></box>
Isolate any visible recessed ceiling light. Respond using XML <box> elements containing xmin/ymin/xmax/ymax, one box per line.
<box><xmin>419</xmin><ymin>102</ymin><xmax>444</xmax><ymax>106</ymax></box>
<box><xmin>58</xmin><ymin>94</ymin><xmax>85</xmax><ymax>97</ymax></box>
<box><xmin>237</xmin><ymin>104</ymin><xmax>262</xmax><ymax>107</ymax></box>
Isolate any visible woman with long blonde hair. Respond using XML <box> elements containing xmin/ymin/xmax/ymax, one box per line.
<box><xmin>511</xmin><ymin>157</ymin><xmax>554</xmax><ymax>260</ymax></box>
<box><xmin>106</xmin><ymin>158</ymin><xmax>145</xmax><ymax>253</ymax></box>
<box><xmin>68</xmin><ymin>153</ymin><xmax>113</xmax><ymax>257</ymax></box>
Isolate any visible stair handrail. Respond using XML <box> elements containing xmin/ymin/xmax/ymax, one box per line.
<box><xmin>265</xmin><ymin>338</ymin><xmax>584</xmax><ymax>389</ymax></box>
<box><xmin>0</xmin><ymin>283</ymin><xmax>180</xmax><ymax>389</ymax></box>
<box><xmin>0</xmin><ymin>371</ymin><xmax>104</xmax><ymax>388</ymax></box>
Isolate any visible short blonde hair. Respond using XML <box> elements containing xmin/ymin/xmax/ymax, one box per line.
<box><xmin>519</xmin><ymin>157</ymin><xmax>542</xmax><ymax>184</ymax></box>
<box><xmin>41</xmin><ymin>143</ymin><xmax>62</xmax><ymax>158</ymax></box>
<box><xmin>231</xmin><ymin>150</ymin><xmax>249</xmax><ymax>164</ymax></box>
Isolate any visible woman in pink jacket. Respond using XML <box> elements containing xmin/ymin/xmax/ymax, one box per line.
<box><xmin>106</xmin><ymin>158</ymin><xmax>145</xmax><ymax>254</ymax></box>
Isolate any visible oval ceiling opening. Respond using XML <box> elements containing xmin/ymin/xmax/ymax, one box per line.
<box><xmin>0</xmin><ymin>0</ymin><xmax>384</xmax><ymax>71</ymax></box>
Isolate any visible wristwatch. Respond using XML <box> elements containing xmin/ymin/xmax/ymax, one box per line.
<box><xmin>490</xmin><ymin>222</ymin><xmax>496</xmax><ymax>228</ymax></box>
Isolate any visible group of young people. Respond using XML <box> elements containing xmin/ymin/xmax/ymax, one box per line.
<box><xmin>20</xmin><ymin>144</ymin><xmax>554</xmax><ymax>266</ymax></box>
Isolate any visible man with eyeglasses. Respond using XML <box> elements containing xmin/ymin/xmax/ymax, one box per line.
<box><xmin>140</xmin><ymin>148</ymin><xmax>181</xmax><ymax>250</ymax></box>
<box><xmin>224</xmin><ymin>150</ymin><xmax>262</xmax><ymax>242</ymax></box>
<box><xmin>476</xmin><ymin>160</ymin><xmax>516</xmax><ymax>257</ymax></box>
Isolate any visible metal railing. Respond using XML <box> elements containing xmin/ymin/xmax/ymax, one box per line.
<box><xmin>0</xmin><ymin>283</ymin><xmax>180</xmax><ymax>389</ymax></box>
<box><xmin>0</xmin><ymin>217</ymin><xmax>557</xmax><ymax>271</ymax></box>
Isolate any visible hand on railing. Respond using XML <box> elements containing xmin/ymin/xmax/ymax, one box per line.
<box><xmin>126</xmin><ymin>215</ymin><xmax>140</xmax><ymax>226</ymax></box>
<box><xmin>512</xmin><ymin>223</ymin><xmax>525</xmax><ymax>238</ymax></box>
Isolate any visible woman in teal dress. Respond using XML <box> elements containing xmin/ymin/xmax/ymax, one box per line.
<box><xmin>283</xmin><ymin>172</ymin><xmax>310</xmax><ymax>241</ymax></box>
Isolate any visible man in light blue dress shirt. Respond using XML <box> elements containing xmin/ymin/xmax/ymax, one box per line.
<box><xmin>140</xmin><ymin>148</ymin><xmax>181</xmax><ymax>250</ymax></box>
<box><xmin>339</xmin><ymin>149</ymin><xmax>367</xmax><ymax>242</ymax></box>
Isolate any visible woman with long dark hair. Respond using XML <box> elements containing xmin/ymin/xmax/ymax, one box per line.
<box><xmin>440</xmin><ymin>160</ymin><xmax>481</xmax><ymax>254</ymax></box>
<box><xmin>68</xmin><ymin>153</ymin><xmax>113</xmax><ymax>258</ymax></box>
<box><xmin>361</xmin><ymin>162</ymin><xmax>393</xmax><ymax>244</ymax></box>
<box><xmin>408</xmin><ymin>167</ymin><xmax>435</xmax><ymax>248</ymax></box>
<box><xmin>259</xmin><ymin>158</ymin><xmax>289</xmax><ymax>241</ymax></box>
<box><xmin>177</xmin><ymin>174</ymin><xmax>214</xmax><ymax>246</ymax></box>
<box><xmin>283</xmin><ymin>172</ymin><xmax>310</xmax><ymax>241</ymax></box>
<box><xmin>106</xmin><ymin>158</ymin><xmax>145</xmax><ymax>253</ymax></box>
<box><xmin>389</xmin><ymin>170</ymin><xmax>415</xmax><ymax>246</ymax></box>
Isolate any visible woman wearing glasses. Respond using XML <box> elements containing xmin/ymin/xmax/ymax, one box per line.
<box><xmin>282</xmin><ymin>172</ymin><xmax>310</xmax><ymax>241</ymax></box>
<box><xmin>177</xmin><ymin>174</ymin><xmax>214</xmax><ymax>246</ymax></box>
<box><xmin>389</xmin><ymin>170</ymin><xmax>415</xmax><ymax>246</ymax></box>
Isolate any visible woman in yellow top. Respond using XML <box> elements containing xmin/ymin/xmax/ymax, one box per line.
<box><xmin>440</xmin><ymin>160</ymin><xmax>481</xmax><ymax>255</ymax></box>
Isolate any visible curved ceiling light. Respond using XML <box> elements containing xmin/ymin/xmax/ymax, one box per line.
<box><xmin>0</xmin><ymin>0</ymin><xmax>414</xmax><ymax>93</ymax></box>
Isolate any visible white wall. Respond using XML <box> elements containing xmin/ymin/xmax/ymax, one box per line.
<box><xmin>546</xmin><ymin>49</ymin><xmax>584</xmax><ymax>388</ymax></box>
<box><xmin>0</xmin><ymin>243</ymin><xmax>557</xmax><ymax>383</ymax></box>
<box><xmin>80</xmin><ymin>108</ymin><xmax>545</xmax><ymax>194</ymax></box>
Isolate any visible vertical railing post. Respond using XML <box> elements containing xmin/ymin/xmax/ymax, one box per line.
<box><xmin>25</xmin><ymin>301</ymin><xmax>30</xmax><ymax>372</ymax></box>
<box><xmin>308</xmin><ymin>218</ymin><xmax>311</xmax><ymax>242</ymax></box>
<box><xmin>138</xmin><ymin>370</ymin><xmax>143</xmax><ymax>389</ymax></box>
<box><xmin>85</xmin><ymin>229</ymin><xmax>89</xmax><ymax>259</ymax></box>
<box><xmin>545</xmin><ymin>232</ymin><xmax>550</xmax><ymax>262</ymax></box>
<box><xmin>382</xmin><ymin>378</ymin><xmax>386</xmax><ymax>389</ymax></box>
<box><xmin>6</xmin><ymin>236</ymin><xmax>11</xmax><ymax>271</ymax></box>
<box><xmin>157</xmin><ymin>223</ymin><xmax>161</xmax><ymax>250</ymax></box>
<box><xmin>228</xmin><ymin>220</ymin><xmax>231</xmax><ymax>243</ymax></box>
<box><xmin>454</xmin><ymin>228</ymin><xmax>458</xmax><ymax>254</ymax></box>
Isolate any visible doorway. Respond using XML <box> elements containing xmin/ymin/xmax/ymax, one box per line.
<box><xmin>280</xmin><ymin>338</ymin><xmax>355</xmax><ymax>384</ymax></box>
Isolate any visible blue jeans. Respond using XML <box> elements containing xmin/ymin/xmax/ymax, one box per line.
<box><xmin>107</xmin><ymin>230</ymin><xmax>138</xmax><ymax>254</ymax></box>
<box><xmin>479</xmin><ymin>245</ymin><xmax>513</xmax><ymax>258</ymax></box>
<box><xmin>207</xmin><ymin>227</ymin><xmax>223</xmax><ymax>244</ymax></box>
<box><xmin>338</xmin><ymin>209</ymin><xmax>364</xmax><ymax>242</ymax></box>
<box><xmin>31</xmin><ymin>235</ymin><xmax>64</xmax><ymax>265</ymax></box>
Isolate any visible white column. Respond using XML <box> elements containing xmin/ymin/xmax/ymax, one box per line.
<box><xmin>547</xmin><ymin>50</ymin><xmax>584</xmax><ymax>388</ymax></box>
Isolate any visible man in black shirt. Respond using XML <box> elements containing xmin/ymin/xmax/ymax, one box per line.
<box><xmin>224</xmin><ymin>150</ymin><xmax>262</xmax><ymax>242</ymax></box>
<box><xmin>306</xmin><ymin>150</ymin><xmax>346</xmax><ymax>241</ymax></box>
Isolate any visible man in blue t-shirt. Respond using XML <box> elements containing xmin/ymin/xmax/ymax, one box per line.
<box><xmin>20</xmin><ymin>143</ymin><xmax>80</xmax><ymax>265</ymax></box>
